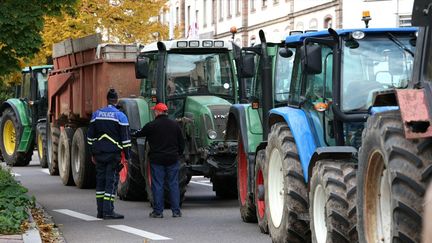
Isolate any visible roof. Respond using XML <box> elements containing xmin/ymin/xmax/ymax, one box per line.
<box><xmin>22</xmin><ymin>65</ymin><xmax>53</xmax><ymax>72</ymax></box>
<box><xmin>285</xmin><ymin>27</ymin><xmax>418</xmax><ymax>45</ymax></box>
<box><xmin>141</xmin><ymin>39</ymin><xmax>233</xmax><ymax>53</ymax></box>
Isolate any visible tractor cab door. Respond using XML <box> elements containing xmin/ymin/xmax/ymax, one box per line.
<box><xmin>290</xmin><ymin>43</ymin><xmax>336</xmax><ymax>147</ymax></box>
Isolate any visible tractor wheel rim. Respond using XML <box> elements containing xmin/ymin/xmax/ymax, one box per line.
<box><xmin>38</xmin><ymin>133</ymin><xmax>43</xmax><ymax>159</ymax></box>
<box><xmin>3</xmin><ymin>120</ymin><xmax>16</xmax><ymax>156</ymax></box>
<box><xmin>60</xmin><ymin>143</ymin><xmax>66</xmax><ymax>172</ymax></box>
<box><xmin>119</xmin><ymin>162</ymin><xmax>128</xmax><ymax>183</ymax></box>
<box><xmin>379</xmin><ymin>168</ymin><xmax>391</xmax><ymax>243</ymax></box>
<box><xmin>238</xmin><ymin>140</ymin><xmax>247</xmax><ymax>205</ymax></box>
<box><xmin>72</xmin><ymin>142</ymin><xmax>80</xmax><ymax>173</ymax></box>
<box><xmin>256</xmin><ymin>166</ymin><xmax>265</xmax><ymax>218</ymax></box>
<box><xmin>314</xmin><ymin>184</ymin><xmax>328</xmax><ymax>243</ymax></box>
<box><xmin>268</xmin><ymin>148</ymin><xmax>284</xmax><ymax>228</ymax></box>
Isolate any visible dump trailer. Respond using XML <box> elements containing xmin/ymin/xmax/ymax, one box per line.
<box><xmin>118</xmin><ymin>39</ymin><xmax>239</xmax><ymax>203</ymax></box>
<box><xmin>0</xmin><ymin>65</ymin><xmax>52</xmax><ymax>167</ymax></box>
<box><xmin>262</xmin><ymin>27</ymin><xmax>417</xmax><ymax>243</ymax></box>
<box><xmin>357</xmin><ymin>1</ymin><xmax>432</xmax><ymax>242</ymax></box>
<box><xmin>47</xmin><ymin>34</ymin><xmax>140</xmax><ymax>188</ymax></box>
<box><xmin>225</xmin><ymin>30</ymin><xmax>296</xmax><ymax>233</ymax></box>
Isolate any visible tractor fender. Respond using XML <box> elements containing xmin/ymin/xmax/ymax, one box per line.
<box><xmin>226</xmin><ymin>104</ymin><xmax>263</xmax><ymax>194</ymax></box>
<box><xmin>269</xmin><ymin>107</ymin><xmax>318</xmax><ymax>183</ymax></box>
<box><xmin>0</xmin><ymin>99</ymin><xmax>31</xmax><ymax>127</ymax></box>
<box><xmin>307</xmin><ymin>146</ymin><xmax>357</xmax><ymax>182</ymax></box>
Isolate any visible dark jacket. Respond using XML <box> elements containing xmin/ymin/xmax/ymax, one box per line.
<box><xmin>87</xmin><ymin>105</ymin><xmax>131</xmax><ymax>160</ymax></box>
<box><xmin>133</xmin><ymin>114</ymin><xmax>184</xmax><ymax>165</ymax></box>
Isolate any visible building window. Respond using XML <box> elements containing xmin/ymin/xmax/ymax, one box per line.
<box><xmin>235</xmin><ymin>0</ymin><xmax>241</xmax><ymax>15</ymax></box>
<box><xmin>203</xmin><ymin>0</ymin><xmax>207</xmax><ymax>26</ymax></box>
<box><xmin>399</xmin><ymin>15</ymin><xmax>411</xmax><ymax>27</ymax></box>
<box><xmin>324</xmin><ymin>16</ymin><xmax>333</xmax><ymax>28</ymax></box>
<box><xmin>196</xmin><ymin>10</ymin><xmax>199</xmax><ymax>27</ymax></box>
<box><xmin>309</xmin><ymin>18</ymin><xmax>318</xmax><ymax>29</ymax></box>
<box><xmin>250</xmin><ymin>0</ymin><xmax>255</xmax><ymax>12</ymax></box>
<box><xmin>219</xmin><ymin>0</ymin><xmax>223</xmax><ymax>21</ymax></box>
<box><xmin>227</xmin><ymin>0</ymin><xmax>232</xmax><ymax>18</ymax></box>
<box><xmin>262</xmin><ymin>0</ymin><xmax>267</xmax><ymax>8</ymax></box>
<box><xmin>273</xmin><ymin>0</ymin><xmax>279</xmax><ymax>4</ymax></box>
<box><xmin>296</xmin><ymin>22</ymin><xmax>304</xmax><ymax>30</ymax></box>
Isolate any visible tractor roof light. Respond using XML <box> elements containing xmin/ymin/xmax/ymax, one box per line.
<box><xmin>214</xmin><ymin>41</ymin><xmax>224</xmax><ymax>48</ymax></box>
<box><xmin>189</xmin><ymin>41</ymin><xmax>199</xmax><ymax>47</ymax></box>
<box><xmin>362</xmin><ymin>10</ymin><xmax>372</xmax><ymax>28</ymax></box>
<box><xmin>202</xmin><ymin>40</ymin><xmax>213</xmax><ymax>47</ymax></box>
<box><xmin>177</xmin><ymin>41</ymin><xmax>187</xmax><ymax>48</ymax></box>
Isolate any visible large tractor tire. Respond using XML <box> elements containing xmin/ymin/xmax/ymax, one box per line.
<box><xmin>265</xmin><ymin>122</ymin><xmax>310</xmax><ymax>243</ymax></box>
<box><xmin>309</xmin><ymin>161</ymin><xmax>357</xmax><ymax>243</ymax></box>
<box><xmin>118</xmin><ymin>140</ymin><xmax>147</xmax><ymax>201</ymax></box>
<box><xmin>143</xmin><ymin>149</ymin><xmax>188</xmax><ymax>207</ymax></box>
<box><xmin>71</xmin><ymin>127</ymin><xmax>95</xmax><ymax>189</ymax></box>
<box><xmin>47</xmin><ymin>124</ymin><xmax>60</xmax><ymax>175</ymax></box>
<box><xmin>58</xmin><ymin>127</ymin><xmax>75</xmax><ymax>186</ymax></box>
<box><xmin>237</xmin><ymin>135</ymin><xmax>257</xmax><ymax>222</ymax></box>
<box><xmin>254</xmin><ymin>149</ymin><xmax>268</xmax><ymax>234</ymax></box>
<box><xmin>357</xmin><ymin>110</ymin><xmax>432</xmax><ymax>243</ymax></box>
<box><xmin>0</xmin><ymin>108</ymin><xmax>32</xmax><ymax>166</ymax></box>
<box><xmin>36</xmin><ymin>122</ymin><xmax>48</xmax><ymax>168</ymax></box>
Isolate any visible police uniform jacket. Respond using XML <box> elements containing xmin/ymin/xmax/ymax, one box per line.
<box><xmin>87</xmin><ymin>105</ymin><xmax>131</xmax><ymax>160</ymax></box>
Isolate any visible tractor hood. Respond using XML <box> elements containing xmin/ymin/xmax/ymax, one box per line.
<box><xmin>184</xmin><ymin>96</ymin><xmax>232</xmax><ymax>143</ymax></box>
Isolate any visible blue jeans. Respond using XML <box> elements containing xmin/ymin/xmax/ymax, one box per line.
<box><xmin>150</xmin><ymin>162</ymin><xmax>181</xmax><ymax>214</ymax></box>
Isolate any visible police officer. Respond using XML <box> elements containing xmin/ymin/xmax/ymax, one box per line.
<box><xmin>132</xmin><ymin>103</ymin><xmax>184</xmax><ymax>218</ymax></box>
<box><xmin>87</xmin><ymin>88</ymin><xmax>131</xmax><ymax>219</ymax></box>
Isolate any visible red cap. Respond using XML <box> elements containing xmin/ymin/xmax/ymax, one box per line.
<box><xmin>151</xmin><ymin>103</ymin><xmax>168</xmax><ymax>112</ymax></box>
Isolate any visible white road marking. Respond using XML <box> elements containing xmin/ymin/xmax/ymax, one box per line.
<box><xmin>189</xmin><ymin>181</ymin><xmax>212</xmax><ymax>187</ymax></box>
<box><xmin>107</xmin><ymin>225</ymin><xmax>171</xmax><ymax>240</ymax></box>
<box><xmin>41</xmin><ymin>169</ymin><xmax>50</xmax><ymax>175</ymax></box>
<box><xmin>11</xmin><ymin>173</ymin><xmax>21</xmax><ymax>177</ymax></box>
<box><xmin>53</xmin><ymin>209</ymin><xmax>101</xmax><ymax>221</ymax></box>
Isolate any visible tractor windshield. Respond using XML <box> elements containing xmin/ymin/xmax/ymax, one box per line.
<box><xmin>165</xmin><ymin>52</ymin><xmax>235</xmax><ymax>98</ymax></box>
<box><xmin>341</xmin><ymin>34</ymin><xmax>415</xmax><ymax>112</ymax></box>
<box><xmin>36</xmin><ymin>70</ymin><xmax>49</xmax><ymax>98</ymax></box>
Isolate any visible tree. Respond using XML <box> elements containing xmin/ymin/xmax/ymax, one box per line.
<box><xmin>0</xmin><ymin>0</ymin><xmax>77</xmax><ymax>77</ymax></box>
<box><xmin>33</xmin><ymin>0</ymin><xmax>169</xmax><ymax>65</ymax></box>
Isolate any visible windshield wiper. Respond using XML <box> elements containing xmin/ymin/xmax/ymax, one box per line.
<box><xmin>387</xmin><ymin>32</ymin><xmax>414</xmax><ymax>57</ymax></box>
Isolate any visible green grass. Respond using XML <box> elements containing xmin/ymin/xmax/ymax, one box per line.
<box><xmin>0</xmin><ymin>166</ymin><xmax>34</xmax><ymax>234</ymax></box>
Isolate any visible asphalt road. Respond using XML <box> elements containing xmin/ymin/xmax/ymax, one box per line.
<box><xmin>7</xmin><ymin>153</ymin><xmax>271</xmax><ymax>243</ymax></box>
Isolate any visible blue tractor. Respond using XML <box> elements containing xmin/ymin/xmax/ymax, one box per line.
<box><xmin>263</xmin><ymin>27</ymin><xmax>417</xmax><ymax>243</ymax></box>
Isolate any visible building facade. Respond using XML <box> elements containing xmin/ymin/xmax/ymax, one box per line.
<box><xmin>162</xmin><ymin>0</ymin><xmax>414</xmax><ymax>46</ymax></box>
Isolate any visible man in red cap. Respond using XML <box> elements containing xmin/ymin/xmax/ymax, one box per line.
<box><xmin>131</xmin><ymin>103</ymin><xmax>184</xmax><ymax>218</ymax></box>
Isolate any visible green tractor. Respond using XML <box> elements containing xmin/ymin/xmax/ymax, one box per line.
<box><xmin>117</xmin><ymin>39</ymin><xmax>239</xmax><ymax>203</ymax></box>
<box><xmin>0</xmin><ymin>65</ymin><xmax>52</xmax><ymax>167</ymax></box>
<box><xmin>226</xmin><ymin>30</ymin><xmax>296</xmax><ymax>233</ymax></box>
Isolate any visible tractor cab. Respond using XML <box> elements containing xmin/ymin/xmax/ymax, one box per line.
<box><xmin>287</xmin><ymin>28</ymin><xmax>417</xmax><ymax>148</ymax></box>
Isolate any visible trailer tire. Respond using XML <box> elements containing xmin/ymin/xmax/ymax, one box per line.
<box><xmin>357</xmin><ymin>110</ymin><xmax>432</xmax><ymax>243</ymax></box>
<box><xmin>36</xmin><ymin>122</ymin><xmax>48</xmax><ymax>168</ymax></box>
<box><xmin>71</xmin><ymin>127</ymin><xmax>95</xmax><ymax>188</ymax></box>
<box><xmin>309</xmin><ymin>161</ymin><xmax>357</xmax><ymax>243</ymax></box>
<box><xmin>47</xmin><ymin>125</ymin><xmax>60</xmax><ymax>175</ymax></box>
<box><xmin>265</xmin><ymin>122</ymin><xmax>310</xmax><ymax>243</ymax></box>
<box><xmin>255</xmin><ymin>149</ymin><xmax>269</xmax><ymax>234</ymax></box>
<box><xmin>238</xmin><ymin>136</ymin><xmax>257</xmax><ymax>222</ymax></box>
<box><xmin>118</xmin><ymin>140</ymin><xmax>147</xmax><ymax>201</ymax></box>
<box><xmin>0</xmin><ymin>108</ymin><xmax>32</xmax><ymax>166</ymax></box>
<box><xmin>58</xmin><ymin>127</ymin><xmax>75</xmax><ymax>186</ymax></box>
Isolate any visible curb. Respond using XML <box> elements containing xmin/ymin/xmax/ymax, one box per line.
<box><xmin>22</xmin><ymin>208</ymin><xmax>42</xmax><ymax>243</ymax></box>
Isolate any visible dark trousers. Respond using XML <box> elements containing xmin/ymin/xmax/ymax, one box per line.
<box><xmin>95</xmin><ymin>153</ymin><xmax>120</xmax><ymax>216</ymax></box>
<box><xmin>150</xmin><ymin>162</ymin><xmax>181</xmax><ymax>214</ymax></box>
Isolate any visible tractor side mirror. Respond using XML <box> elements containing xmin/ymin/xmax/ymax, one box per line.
<box><xmin>239</xmin><ymin>53</ymin><xmax>255</xmax><ymax>78</ymax></box>
<box><xmin>135</xmin><ymin>56</ymin><xmax>149</xmax><ymax>79</ymax></box>
<box><xmin>412</xmin><ymin>0</ymin><xmax>431</xmax><ymax>27</ymax></box>
<box><xmin>278</xmin><ymin>48</ymin><xmax>293</xmax><ymax>58</ymax></box>
<box><xmin>301</xmin><ymin>44</ymin><xmax>322</xmax><ymax>75</ymax></box>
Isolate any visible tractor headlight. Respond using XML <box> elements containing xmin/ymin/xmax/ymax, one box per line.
<box><xmin>207</xmin><ymin>129</ymin><xmax>217</xmax><ymax>140</ymax></box>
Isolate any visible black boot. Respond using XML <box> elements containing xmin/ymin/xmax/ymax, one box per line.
<box><xmin>103</xmin><ymin>212</ymin><xmax>124</xmax><ymax>219</ymax></box>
